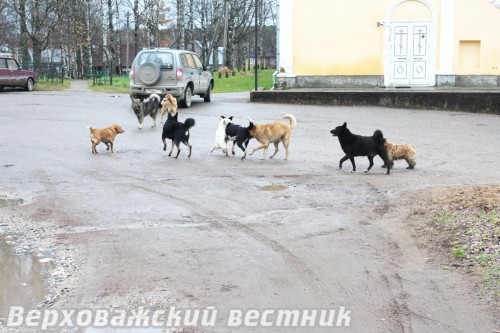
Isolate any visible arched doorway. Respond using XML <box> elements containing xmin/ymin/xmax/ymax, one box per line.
<box><xmin>384</xmin><ymin>0</ymin><xmax>437</xmax><ymax>87</ymax></box>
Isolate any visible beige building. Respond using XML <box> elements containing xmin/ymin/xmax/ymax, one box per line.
<box><xmin>277</xmin><ymin>0</ymin><xmax>500</xmax><ymax>88</ymax></box>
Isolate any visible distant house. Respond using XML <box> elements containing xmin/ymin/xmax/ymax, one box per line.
<box><xmin>277</xmin><ymin>0</ymin><xmax>500</xmax><ymax>88</ymax></box>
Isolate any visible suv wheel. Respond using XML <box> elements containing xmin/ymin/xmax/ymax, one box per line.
<box><xmin>25</xmin><ymin>78</ymin><xmax>34</xmax><ymax>91</ymax></box>
<box><xmin>180</xmin><ymin>85</ymin><xmax>192</xmax><ymax>108</ymax></box>
<box><xmin>204</xmin><ymin>83</ymin><xmax>212</xmax><ymax>102</ymax></box>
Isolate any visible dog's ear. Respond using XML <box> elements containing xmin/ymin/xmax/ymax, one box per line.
<box><xmin>220</xmin><ymin>116</ymin><xmax>225</xmax><ymax>119</ymax></box>
<box><xmin>342</xmin><ymin>122</ymin><xmax>347</xmax><ymax>128</ymax></box>
<box><xmin>229</xmin><ymin>116</ymin><xmax>234</xmax><ymax>120</ymax></box>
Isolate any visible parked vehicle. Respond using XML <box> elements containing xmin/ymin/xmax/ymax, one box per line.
<box><xmin>0</xmin><ymin>56</ymin><xmax>38</xmax><ymax>91</ymax></box>
<box><xmin>129</xmin><ymin>48</ymin><xmax>214</xmax><ymax>108</ymax></box>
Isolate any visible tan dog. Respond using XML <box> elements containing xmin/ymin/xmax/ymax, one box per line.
<box><xmin>160</xmin><ymin>94</ymin><xmax>178</xmax><ymax>123</ymax></box>
<box><xmin>245</xmin><ymin>114</ymin><xmax>297</xmax><ymax>160</ymax></box>
<box><xmin>87</xmin><ymin>124</ymin><xmax>125</xmax><ymax>154</ymax></box>
<box><xmin>382</xmin><ymin>141</ymin><xmax>416</xmax><ymax>169</ymax></box>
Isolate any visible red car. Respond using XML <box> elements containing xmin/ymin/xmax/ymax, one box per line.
<box><xmin>0</xmin><ymin>56</ymin><xmax>38</xmax><ymax>91</ymax></box>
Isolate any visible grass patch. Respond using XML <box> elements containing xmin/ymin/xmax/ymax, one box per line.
<box><xmin>88</xmin><ymin>76</ymin><xmax>130</xmax><ymax>94</ymax></box>
<box><xmin>212</xmin><ymin>69</ymin><xmax>275</xmax><ymax>93</ymax></box>
<box><xmin>35</xmin><ymin>79</ymin><xmax>70</xmax><ymax>91</ymax></box>
<box><xmin>408</xmin><ymin>185</ymin><xmax>500</xmax><ymax>307</ymax></box>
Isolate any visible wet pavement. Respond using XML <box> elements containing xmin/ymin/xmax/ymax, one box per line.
<box><xmin>0</xmin><ymin>81</ymin><xmax>499</xmax><ymax>332</ymax></box>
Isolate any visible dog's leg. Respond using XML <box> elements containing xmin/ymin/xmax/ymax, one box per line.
<box><xmin>283</xmin><ymin>138</ymin><xmax>290</xmax><ymax>160</ymax></box>
<box><xmin>210</xmin><ymin>144</ymin><xmax>216</xmax><ymax>153</ymax></box>
<box><xmin>406</xmin><ymin>157</ymin><xmax>415</xmax><ymax>169</ymax></box>
<box><xmin>250</xmin><ymin>143</ymin><xmax>269</xmax><ymax>159</ymax></box>
<box><xmin>349</xmin><ymin>157</ymin><xmax>357</xmax><ymax>172</ymax></box>
<box><xmin>269</xmin><ymin>142</ymin><xmax>280</xmax><ymax>159</ymax></box>
<box><xmin>339</xmin><ymin>155</ymin><xmax>350</xmax><ymax>170</ymax></box>
<box><xmin>183</xmin><ymin>141</ymin><xmax>192</xmax><ymax>158</ymax></box>
<box><xmin>231</xmin><ymin>141</ymin><xmax>236</xmax><ymax>155</ymax></box>
<box><xmin>379</xmin><ymin>151</ymin><xmax>392</xmax><ymax>174</ymax></box>
<box><xmin>91</xmin><ymin>140</ymin><xmax>97</xmax><ymax>154</ymax></box>
<box><xmin>151</xmin><ymin>112</ymin><xmax>157</xmax><ymax>128</ymax></box>
<box><xmin>365</xmin><ymin>156</ymin><xmax>374</xmax><ymax>173</ymax></box>
<box><xmin>109</xmin><ymin>141</ymin><xmax>114</xmax><ymax>153</ymax></box>
<box><xmin>168</xmin><ymin>140</ymin><xmax>175</xmax><ymax>157</ymax></box>
<box><xmin>163</xmin><ymin>138</ymin><xmax>167</xmax><ymax>152</ymax></box>
<box><xmin>175</xmin><ymin>147</ymin><xmax>181</xmax><ymax>158</ymax></box>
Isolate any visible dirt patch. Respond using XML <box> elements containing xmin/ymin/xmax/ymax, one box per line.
<box><xmin>407</xmin><ymin>184</ymin><xmax>500</xmax><ymax>309</ymax></box>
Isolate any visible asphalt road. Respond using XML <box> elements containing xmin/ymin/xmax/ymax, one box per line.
<box><xmin>0</xmin><ymin>81</ymin><xmax>499</xmax><ymax>332</ymax></box>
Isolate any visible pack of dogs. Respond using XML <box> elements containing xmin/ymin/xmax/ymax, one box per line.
<box><xmin>88</xmin><ymin>93</ymin><xmax>417</xmax><ymax>174</ymax></box>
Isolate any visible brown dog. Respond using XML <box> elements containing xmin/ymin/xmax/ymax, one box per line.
<box><xmin>160</xmin><ymin>94</ymin><xmax>178</xmax><ymax>123</ymax></box>
<box><xmin>382</xmin><ymin>141</ymin><xmax>416</xmax><ymax>169</ymax></box>
<box><xmin>245</xmin><ymin>114</ymin><xmax>297</xmax><ymax>160</ymax></box>
<box><xmin>87</xmin><ymin>124</ymin><xmax>125</xmax><ymax>154</ymax></box>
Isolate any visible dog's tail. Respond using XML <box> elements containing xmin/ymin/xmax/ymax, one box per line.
<box><xmin>373</xmin><ymin>130</ymin><xmax>386</xmax><ymax>144</ymax></box>
<box><xmin>87</xmin><ymin>126</ymin><xmax>94</xmax><ymax>134</ymax></box>
<box><xmin>283</xmin><ymin>114</ymin><xmax>297</xmax><ymax>128</ymax></box>
<box><xmin>245</xmin><ymin>116</ymin><xmax>254</xmax><ymax>129</ymax></box>
<box><xmin>183</xmin><ymin>118</ymin><xmax>195</xmax><ymax>129</ymax></box>
<box><xmin>150</xmin><ymin>93</ymin><xmax>161</xmax><ymax>102</ymax></box>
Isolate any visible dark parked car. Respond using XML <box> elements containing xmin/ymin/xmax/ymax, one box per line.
<box><xmin>0</xmin><ymin>56</ymin><xmax>38</xmax><ymax>91</ymax></box>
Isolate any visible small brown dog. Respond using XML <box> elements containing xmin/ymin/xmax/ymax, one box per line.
<box><xmin>382</xmin><ymin>141</ymin><xmax>416</xmax><ymax>169</ymax></box>
<box><xmin>245</xmin><ymin>114</ymin><xmax>297</xmax><ymax>160</ymax></box>
<box><xmin>87</xmin><ymin>124</ymin><xmax>125</xmax><ymax>154</ymax></box>
<box><xmin>160</xmin><ymin>94</ymin><xmax>178</xmax><ymax>123</ymax></box>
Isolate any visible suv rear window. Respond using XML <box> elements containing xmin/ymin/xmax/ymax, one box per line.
<box><xmin>137</xmin><ymin>52</ymin><xmax>174</xmax><ymax>68</ymax></box>
<box><xmin>0</xmin><ymin>58</ymin><xmax>6</xmax><ymax>69</ymax></box>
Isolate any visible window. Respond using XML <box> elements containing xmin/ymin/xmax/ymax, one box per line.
<box><xmin>181</xmin><ymin>54</ymin><xmax>189</xmax><ymax>67</ymax></box>
<box><xmin>7</xmin><ymin>59</ymin><xmax>19</xmax><ymax>70</ymax></box>
<box><xmin>0</xmin><ymin>59</ymin><xmax>6</xmax><ymax>69</ymax></box>
<box><xmin>185</xmin><ymin>54</ymin><xmax>196</xmax><ymax>69</ymax></box>
<box><xmin>192</xmin><ymin>54</ymin><xmax>204</xmax><ymax>69</ymax></box>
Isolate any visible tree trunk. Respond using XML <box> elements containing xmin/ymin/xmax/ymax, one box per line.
<box><xmin>177</xmin><ymin>0</ymin><xmax>185</xmax><ymax>49</ymax></box>
<box><xmin>133</xmin><ymin>0</ymin><xmax>140</xmax><ymax>56</ymax></box>
<box><xmin>107</xmin><ymin>0</ymin><xmax>115</xmax><ymax>83</ymax></box>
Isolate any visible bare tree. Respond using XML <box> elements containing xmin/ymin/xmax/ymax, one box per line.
<box><xmin>9</xmin><ymin>0</ymin><xmax>68</xmax><ymax>70</ymax></box>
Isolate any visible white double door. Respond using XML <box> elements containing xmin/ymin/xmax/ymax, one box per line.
<box><xmin>386</xmin><ymin>21</ymin><xmax>435</xmax><ymax>87</ymax></box>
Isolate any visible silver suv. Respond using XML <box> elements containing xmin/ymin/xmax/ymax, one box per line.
<box><xmin>129</xmin><ymin>48</ymin><xmax>214</xmax><ymax>108</ymax></box>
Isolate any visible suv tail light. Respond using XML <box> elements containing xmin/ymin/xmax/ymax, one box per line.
<box><xmin>129</xmin><ymin>66</ymin><xmax>135</xmax><ymax>80</ymax></box>
<box><xmin>176</xmin><ymin>68</ymin><xmax>183</xmax><ymax>79</ymax></box>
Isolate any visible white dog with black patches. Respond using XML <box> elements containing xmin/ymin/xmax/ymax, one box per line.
<box><xmin>210</xmin><ymin>116</ymin><xmax>232</xmax><ymax>155</ymax></box>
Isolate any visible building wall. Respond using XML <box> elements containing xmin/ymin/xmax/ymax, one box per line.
<box><xmin>292</xmin><ymin>0</ymin><xmax>387</xmax><ymax>76</ymax></box>
<box><xmin>454</xmin><ymin>0</ymin><xmax>500</xmax><ymax>75</ymax></box>
<box><xmin>286</xmin><ymin>0</ymin><xmax>500</xmax><ymax>86</ymax></box>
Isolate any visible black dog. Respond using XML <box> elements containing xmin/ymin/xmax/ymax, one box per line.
<box><xmin>161</xmin><ymin>112</ymin><xmax>195</xmax><ymax>158</ymax></box>
<box><xmin>330</xmin><ymin>122</ymin><xmax>392</xmax><ymax>174</ymax></box>
<box><xmin>222</xmin><ymin>116</ymin><xmax>252</xmax><ymax>156</ymax></box>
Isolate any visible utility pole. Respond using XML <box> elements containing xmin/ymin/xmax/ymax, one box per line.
<box><xmin>222</xmin><ymin>1</ymin><xmax>230</xmax><ymax>66</ymax></box>
<box><xmin>126</xmin><ymin>11</ymin><xmax>130</xmax><ymax>75</ymax></box>
<box><xmin>254</xmin><ymin>0</ymin><xmax>258</xmax><ymax>91</ymax></box>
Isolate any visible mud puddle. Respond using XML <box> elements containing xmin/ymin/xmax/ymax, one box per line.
<box><xmin>0</xmin><ymin>197</ymin><xmax>24</xmax><ymax>208</ymax></box>
<box><xmin>0</xmin><ymin>196</ymin><xmax>53</xmax><ymax>320</ymax></box>
<box><xmin>0</xmin><ymin>238</ymin><xmax>53</xmax><ymax>319</ymax></box>
<box><xmin>260</xmin><ymin>185</ymin><xmax>288</xmax><ymax>191</ymax></box>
